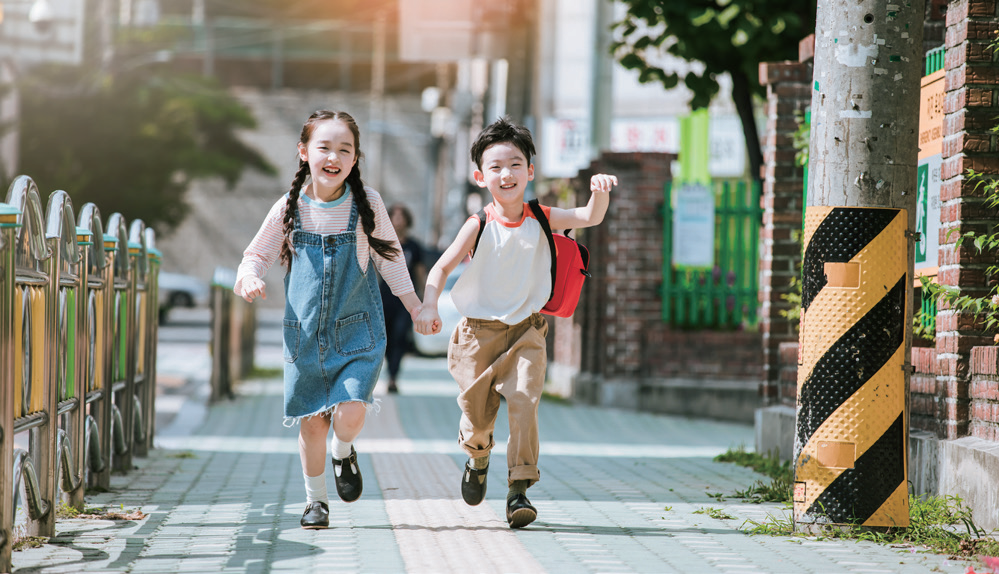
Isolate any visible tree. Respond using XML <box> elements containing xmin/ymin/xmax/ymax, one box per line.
<box><xmin>611</xmin><ymin>0</ymin><xmax>815</xmax><ymax>183</ymax></box>
<box><xmin>16</xmin><ymin>63</ymin><xmax>274</xmax><ymax>232</ymax></box>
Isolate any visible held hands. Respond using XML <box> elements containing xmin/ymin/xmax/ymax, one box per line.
<box><xmin>590</xmin><ymin>173</ymin><xmax>618</xmax><ymax>194</ymax></box>
<box><xmin>240</xmin><ymin>277</ymin><xmax>267</xmax><ymax>303</ymax></box>
<box><xmin>414</xmin><ymin>306</ymin><xmax>442</xmax><ymax>336</ymax></box>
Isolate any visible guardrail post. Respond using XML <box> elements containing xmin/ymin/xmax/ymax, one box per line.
<box><xmin>128</xmin><ymin>222</ymin><xmax>149</xmax><ymax>458</ymax></box>
<box><xmin>237</xmin><ymin>298</ymin><xmax>256</xmax><ymax>380</ymax></box>
<box><xmin>88</xmin><ymin>227</ymin><xmax>116</xmax><ymax>490</ymax></box>
<box><xmin>62</xmin><ymin>225</ymin><xmax>91</xmax><ymax>512</ymax></box>
<box><xmin>0</xmin><ymin>202</ymin><xmax>21</xmax><ymax>573</ymax></box>
<box><xmin>79</xmin><ymin>203</ymin><xmax>114</xmax><ymax>492</ymax></box>
<box><xmin>33</xmin><ymin>191</ymin><xmax>72</xmax><ymax>537</ymax></box>
<box><xmin>108</xmin><ymin>214</ymin><xmax>133</xmax><ymax>473</ymax></box>
<box><xmin>144</xmin><ymin>239</ymin><xmax>161</xmax><ymax>451</ymax></box>
<box><xmin>210</xmin><ymin>267</ymin><xmax>235</xmax><ymax>401</ymax></box>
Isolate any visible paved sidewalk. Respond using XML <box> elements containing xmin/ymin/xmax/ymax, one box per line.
<box><xmin>12</xmin><ymin>351</ymin><xmax>975</xmax><ymax>573</ymax></box>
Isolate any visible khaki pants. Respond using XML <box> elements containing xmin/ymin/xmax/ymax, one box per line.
<box><xmin>448</xmin><ymin>313</ymin><xmax>548</xmax><ymax>486</ymax></box>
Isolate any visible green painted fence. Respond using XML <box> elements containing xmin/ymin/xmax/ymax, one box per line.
<box><xmin>662</xmin><ymin>179</ymin><xmax>762</xmax><ymax>328</ymax></box>
<box><xmin>925</xmin><ymin>45</ymin><xmax>945</xmax><ymax>75</ymax></box>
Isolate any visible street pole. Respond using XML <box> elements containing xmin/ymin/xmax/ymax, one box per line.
<box><xmin>588</xmin><ymin>0</ymin><xmax>613</xmax><ymax>159</ymax></box>
<box><xmin>368</xmin><ymin>9</ymin><xmax>387</xmax><ymax>193</ymax></box>
<box><xmin>795</xmin><ymin>0</ymin><xmax>924</xmax><ymax>530</ymax></box>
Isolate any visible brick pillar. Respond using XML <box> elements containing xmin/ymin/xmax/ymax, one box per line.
<box><xmin>575</xmin><ymin>152</ymin><xmax>672</xmax><ymax>384</ymax></box>
<box><xmin>757</xmin><ymin>53</ymin><xmax>812</xmax><ymax>406</ymax></box>
<box><xmin>937</xmin><ymin>0</ymin><xmax>999</xmax><ymax>439</ymax></box>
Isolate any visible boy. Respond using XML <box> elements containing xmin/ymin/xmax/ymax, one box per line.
<box><xmin>415</xmin><ymin>117</ymin><xmax>617</xmax><ymax>528</ymax></box>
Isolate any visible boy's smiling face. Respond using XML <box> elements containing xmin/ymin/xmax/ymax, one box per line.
<box><xmin>473</xmin><ymin>142</ymin><xmax>534</xmax><ymax>204</ymax></box>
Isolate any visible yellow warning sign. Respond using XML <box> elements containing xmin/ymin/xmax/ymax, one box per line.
<box><xmin>918</xmin><ymin>69</ymin><xmax>944</xmax><ymax>160</ymax></box>
<box><xmin>795</xmin><ymin>206</ymin><xmax>909</xmax><ymax>528</ymax></box>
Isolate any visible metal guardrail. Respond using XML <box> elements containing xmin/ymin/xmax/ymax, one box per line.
<box><xmin>0</xmin><ymin>175</ymin><xmax>160</xmax><ymax>572</ymax></box>
<box><xmin>209</xmin><ymin>267</ymin><xmax>255</xmax><ymax>403</ymax></box>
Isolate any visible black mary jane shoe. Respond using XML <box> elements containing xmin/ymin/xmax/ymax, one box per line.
<box><xmin>300</xmin><ymin>501</ymin><xmax>330</xmax><ymax>529</ymax></box>
<box><xmin>461</xmin><ymin>460</ymin><xmax>488</xmax><ymax>506</ymax></box>
<box><xmin>332</xmin><ymin>446</ymin><xmax>363</xmax><ymax>502</ymax></box>
<box><xmin>506</xmin><ymin>493</ymin><xmax>537</xmax><ymax>529</ymax></box>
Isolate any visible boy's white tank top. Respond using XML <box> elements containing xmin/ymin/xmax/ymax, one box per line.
<box><xmin>450</xmin><ymin>202</ymin><xmax>552</xmax><ymax>325</ymax></box>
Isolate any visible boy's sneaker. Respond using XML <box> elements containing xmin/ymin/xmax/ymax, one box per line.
<box><xmin>300</xmin><ymin>501</ymin><xmax>329</xmax><ymax>529</ymax></box>
<box><xmin>461</xmin><ymin>460</ymin><xmax>488</xmax><ymax>506</ymax></box>
<box><xmin>332</xmin><ymin>446</ymin><xmax>363</xmax><ymax>502</ymax></box>
<box><xmin>506</xmin><ymin>493</ymin><xmax>537</xmax><ymax>528</ymax></box>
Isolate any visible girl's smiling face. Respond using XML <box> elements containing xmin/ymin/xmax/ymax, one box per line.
<box><xmin>298</xmin><ymin>119</ymin><xmax>357</xmax><ymax>200</ymax></box>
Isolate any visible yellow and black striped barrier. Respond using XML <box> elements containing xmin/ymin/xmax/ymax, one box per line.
<box><xmin>794</xmin><ymin>206</ymin><xmax>909</xmax><ymax>528</ymax></box>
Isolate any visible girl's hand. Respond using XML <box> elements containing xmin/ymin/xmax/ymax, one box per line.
<box><xmin>415</xmin><ymin>307</ymin><xmax>442</xmax><ymax>335</ymax></box>
<box><xmin>241</xmin><ymin>277</ymin><xmax>267</xmax><ymax>302</ymax></box>
<box><xmin>408</xmin><ymin>303</ymin><xmax>423</xmax><ymax>323</ymax></box>
<box><xmin>590</xmin><ymin>173</ymin><xmax>618</xmax><ymax>194</ymax></box>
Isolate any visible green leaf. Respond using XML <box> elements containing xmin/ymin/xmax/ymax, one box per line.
<box><xmin>619</xmin><ymin>53</ymin><xmax>646</xmax><ymax>70</ymax></box>
<box><xmin>717</xmin><ymin>5</ymin><xmax>741</xmax><ymax>27</ymax></box>
<box><xmin>691</xmin><ymin>9</ymin><xmax>716</xmax><ymax>27</ymax></box>
<box><xmin>634</xmin><ymin>36</ymin><xmax>654</xmax><ymax>51</ymax></box>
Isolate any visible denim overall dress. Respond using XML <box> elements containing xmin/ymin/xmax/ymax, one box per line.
<box><xmin>282</xmin><ymin>196</ymin><xmax>386</xmax><ymax>424</ymax></box>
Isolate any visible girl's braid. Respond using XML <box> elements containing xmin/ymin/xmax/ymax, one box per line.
<box><xmin>346</xmin><ymin>161</ymin><xmax>399</xmax><ymax>261</ymax></box>
<box><xmin>279</xmin><ymin>161</ymin><xmax>310</xmax><ymax>268</ymax></box>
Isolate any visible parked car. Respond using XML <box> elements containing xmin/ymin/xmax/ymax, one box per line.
<box><xmin>158</xmin><ymin>272</ymin><xmax>210</xmax><ymax>322</ymax></box>
<box><xmin>413</xmin><ymin>263</ymin><xmax>466</xmax><ymax>357</ymax></box>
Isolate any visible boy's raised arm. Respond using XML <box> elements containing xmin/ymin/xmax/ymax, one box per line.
<box><xmin>415</xmin><ymin>217</ymin><xmax>481</xmax><ymax>335</ymax></box>
<box><xmin>547</xmin><ymin>173</ymin><xmax>618</xmax><ymax>230</ymax></box>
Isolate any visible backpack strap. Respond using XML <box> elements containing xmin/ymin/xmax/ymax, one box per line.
<box><xmin>471</xmin><ymin>209</ymin><xmax>487</xmax><ymax>256</ymax></box>
<box><xmin>527</xmin><ymin>199</ymin><xmax>557</xmax><ymax>303</ymax></box>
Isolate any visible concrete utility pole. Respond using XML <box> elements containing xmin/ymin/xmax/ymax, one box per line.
<box><xmin>795</xmin><ymin>0</ymin><xmax>924</xmax><ymax>529</ymax></box>
<box><xmin>588</xmin><ymin>0</ymin><xmax>613</xmax><ymax>159</ymax></box>
<box><xmin>368</xmin><ymin>9</ymin><xmax>387</xmax><ymax>192</ymax></box>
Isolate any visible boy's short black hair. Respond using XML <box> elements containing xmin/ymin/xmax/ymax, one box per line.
<box><xmin>470</xmin><ymin>116</ymin><xmax>536</xmax><ymax>170</ymax></box>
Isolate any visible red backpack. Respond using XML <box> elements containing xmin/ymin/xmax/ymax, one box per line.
<box><xmin>473</xmin><ymin>199</ymin><xmax>591</xmax><ymax>317</ymax></box>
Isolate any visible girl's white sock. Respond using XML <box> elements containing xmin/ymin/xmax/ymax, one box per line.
<box><xmin>304</xmin><ymin>471</ymin><xmax>328</xmax><ymax>504</ymax></box>
<box><xmin>331</xmin><ymin>433</ymin><xmax>353</xmax><ymax>460</ymax></box>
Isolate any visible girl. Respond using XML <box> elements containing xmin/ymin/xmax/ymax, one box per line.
<box><xmin>234</xmin><ymin>110</ymin><xmax>422</xmax><ymax>530</ymax></box>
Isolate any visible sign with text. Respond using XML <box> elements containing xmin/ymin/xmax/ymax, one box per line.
<box><xmin>610</xmin><ymin>115</ymin><xmax>747</xmax><ymax>178</ymax></box>
<box><xmin>672</xmin><ymin>182</ymin><xmax>715</xmax><ymax>269</ymax></box>
<box><xmin>540</xmin><ymin>117</ymin><xmax>590</xmax><ymax>178</ymax></box>
<box><xmin>611</xmin><ymin>118</ymin><xmax>678</xmax><ymax>153</ymax></box>
<box><xmin>916</xmin><ymin>69</ymin><xmax>944</xmax><ymax>272</ymax></box>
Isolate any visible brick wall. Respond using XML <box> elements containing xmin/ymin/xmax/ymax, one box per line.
<box><xmin>936</xmin><ymin>0</ymin><xmax>999</xmax><ymax>439</ymax></box>
<box><xmin>645</xmin><ymin>330</ymin><xmax>763</xmax><ymax>380</ymax></box>
<box><xmin>970</xmin><ymin>347</ymin><xmax>999</xmax><ymax>441</ymax></box>
<box><xmin>777</xmin><ymin>342</ymin><xmax>798</xmax><ymax>405</ymax></box>
<box><xmin>912</xmin><ymin>347</ymin><xmax>942</xmax><ymax>434</ymax></box>
<box><xmin>568</xmin><ymin>152</ymin><xmax>764</xmax><ymax>398</ymax></box>
<box><xmin>757</xmin><ymin>53</ymin><xmax>812</xmax><ymax>404</ymax></box>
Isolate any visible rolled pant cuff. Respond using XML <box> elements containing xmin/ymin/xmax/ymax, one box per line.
<box><xmin>460</xmin><ymin>442</ymin><xmax>494</xmax><ymax>459</ymax></box>
<box><xmin>508</xmin><ymin>464</ymin><xmax>540</xmax><ymax>486</ymax></box>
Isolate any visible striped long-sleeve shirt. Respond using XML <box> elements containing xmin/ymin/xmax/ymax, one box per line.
<box><xmin>234</xmin><ymin>187</ymin><xmax>415</xmax><ymax>298</ymax></box>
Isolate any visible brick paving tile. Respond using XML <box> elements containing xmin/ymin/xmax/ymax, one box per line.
<box><xmin>10</xmin><ymin>356</ymin><xmax>977</xmax><ymax>573</ymax></box>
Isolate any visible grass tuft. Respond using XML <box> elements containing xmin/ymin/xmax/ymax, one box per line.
<box><xmin>715</xmin><ymin>445</ymin><xmax>793</xmax><ymax>503</ymax></box>
<box><xmin>168</xmin><ymin>451</ymin><xmax>197</xmax><ymax>459</ymax></box>
<box><xmin>716</xmin><ymin>446</ymin><xmax>999</xmax><ymax>562</ymax></box>
<box><xmin>693</xmin><ymin>507</ymin><xmax>736</xmax><ymax>520</ymax></box>
<box><xmin>56</xmin><ymin>502</ymin><xmax>105</xmax><ymax>519</ymax></box>
<box><xmin>11</xmin><ymin>525</ymin><xmax>46</xmax><ymax>551</ymax></box>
